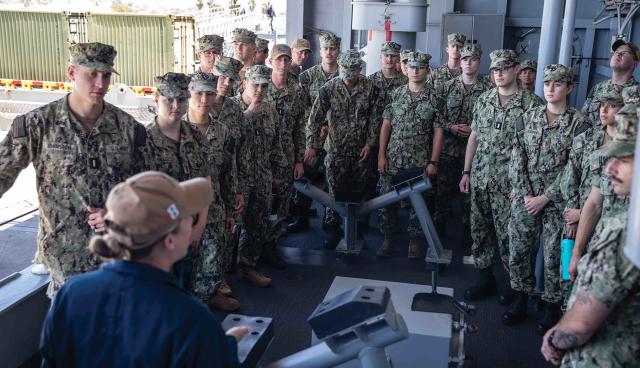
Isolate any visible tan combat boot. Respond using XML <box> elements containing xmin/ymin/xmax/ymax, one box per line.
<box><xmin>238</xmin><ymin>267</ymin><xmax>272</xmax><ymax>287</ymax></box>
<box><xmin>408</xmin><ymin>237</ymin><xmax>424</xmax><ymax>259</ymax></box>
<box><xmin>209</xmin><ymin>292</ymin><xmax>240</xmax><ymax>311</ymax></box>
<box><xmin>219</xmin><ymin>277</ymin><xmax>232</xmax><ymax>296</ymax></box>
<box><xmin>376</xmin><ymin>236</ymin><xmax>395</xmax><ymax>257</ymax></box>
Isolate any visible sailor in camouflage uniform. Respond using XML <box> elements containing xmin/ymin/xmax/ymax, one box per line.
<box><xmin>460</xmin><ymin>49</ymin><xmax>543</xmax><ymax>306</ymax></box>
<box><xmin>560</xmin><ymin>87</ymin><xmax>622</xmax><ymax>252</ymax></box>
<box><xmin>581</xmin><ymin>38</ymin><xmax>638</xmax><ymax>124</ymax></box>
<box><xmin>261</xmin><ymin>44</ymin><xmax>306</xmax><ymax>269</ymax></box>
<box><xmin>232</xmin><ymin>65</ymin><xmax>288</xmax><ymax>287</ymax></box>
<box><xmin>377</xmin><ymin>51</ymin><xmax>444</xmax><ymax>258</ymax></box>
<box><xmin>290</xmin><ymin>38</ymin><xmax>312</xmax><ymax>81</ymax></box>
<box><xmin>145</xmin><ymin>73</ymin><xmax>211</xmax><ymax>292</ymax></box>
<box><xmin>436</xmin><ymin>42</ymin><xmax>492</xmax><ymax>243</ymax></box>
<box><xmin>541</xmin><ymin>106</ymin><xmax>639</xmax><ymax>368</ymax></box>
<box><xmin>196</xmin><ymin>34</ymin><xmax>225</xmax><ymax>74</ymax></box>
<box><xmin>211</xmin><ymin>55</ymin><xmax>248</xmax><ymax>295</ymax></box>
<box><xmin>506</xmin><ymin>65</ymin><xmax>587</xmax><ymax>331</ymax></box>
<box><xmin>254</xmin><ymin>37</ymin><xmax>270</xmax><ymax>66</ymax></box>
<box><xmin>305</xmin><ymin>50</ymin><xmax>384</xmax><ymax>249</ymax></box>
<box><xmin>288</xmin><ymin>32</ymin><xmax>341</xmax><ymax>232</ymax></box>
<box><xmin>518</xmin><ymin>59</ymin><xmax>537</xmax><ymax>93</ymax></box>
<box><xmin>0</xmin><ymin>43</ymin><xmax>151</xmax><ymax>298</ymax></box>
<box><xmin>368</xmin><ymin>41</ymin><xmax>408</xmax><ymax>106</ymax></box>
<box><xmin>568</xmin><ymin>86</ymin><xmax>638</xmax><ymax>282</ymax></box>
<box><xmin>184</xmin><ymin>71</ymin><xmax>240</xmax><ymax>311</ymax></box>
<box><xmin>427</xmin><ymin>33</ymin><xmax>466</xmax><ymax>95</ymax></box>
<box><xmin>231</xmin><ymin>28</ymin><xmax>258</xmax><ymax>96</ymax></box>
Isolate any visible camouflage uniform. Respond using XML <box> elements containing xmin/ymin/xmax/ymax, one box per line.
<box><xmin>470</xmin><ymin>50</ymin><xmax>543</xmax><ymax>271</ymax></box>
<box><xmin>561</xmin><ymin>108</ymin><xmax>639</xmax><ymax>367</ymax></box>
<box><xmin>427</xmin><ymin>33</ymin><xmax>466</xmax><ymax>95</ymax></box>
<box><xmin>581</xmin><ymin>78</ymin><xmax>637</xmax><ymax>125</ymax></box>
<box><xmin>265</xmin><ymin>45</ymin><xmax>306</xmax><ymax>220</ymax></box>
<box><xmin>0</xmin><ymin>43</ymin><xmax>151</xmax><ymax>298</ymax></box>
<box><xmin>307</xmin><ymin>50</ymin><xmax>383</xmax><ymax>229</ymax></box>
<box><xmin>508</xmin><ymin>65</ymin><xmax>586</xmax><ymax>304</ymax></box>
<box><xmin>560</xmin><ymin>87</ymin><xmax>623</xmax><ymax>221</ymax></box>
<box><xmin>368</xmin><ymin>41</ymin><xmax>408</xmax><ymax>106</ymax></box>
<box><xmin>295</xmin><ymin>33</ymin><xmax>341</xmax><ymax>211</ymax></box>
<box><xmin>232</xmin><ymin>66</ymin><xmax>288</xmax><ymax>269</ymax></box>
<box><xmin>184</xmin><ymin>71</ymin><xmax>238</xmax><ymax>301</ymax></box>
<box><xmin>379</xmin><ymin>52</ymin><xmax>443</xmax><ymax>237</ymax></box>
<box><xmin>436</xmin><ymin>43</ymin><xmax>492</xmax><ymax>241</ymax></box>
<box><xmin>231</xmin><ymin>28</ymin><xmax>257</xmax><ymax>96</ymax></box>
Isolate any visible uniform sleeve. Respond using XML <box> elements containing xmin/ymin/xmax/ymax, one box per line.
<box><xmin>133</xmin><ymin>122</ymin><xmax>155</xmax><ymax>173</ymax></box>
<box><xmin>307</xmin><ymin>86</ymin><xmax>330</xmax><ymax>150</ymax></box>
<box><xmin>270</xmin><ymin>109</ymin><xmax>288</xmax><ymax>173</ymax></box>
<box><xmin>235</xmin><ymin>114</ymin><xmax>251</xmax><ymax>196</ymax></box>
<box><xmin>469</xmin><ymin>93</ymin><xmax>486</xmax><ymax>132</ymax></box>
<box><xmin>509</xmin><ymin>116</ymin><xmax>534</xmax><ymax>195</ymax></box>
<box><xmin>0</xmin><ymin>115</ymin><xmax>37</xmax><ymax>197</ymax></box>
<box><xmin>366</xmin><ymin>85</ymin><xmax>384</xmax><ymax>147</ymax></box>
<box><xmin>292</xmin><ymin>87</ymin><xmax>307</xmax><ymax>163</ymax></box>
<box><xmin>193</xmin><ymin>315</ymin><xmax>241</xmax><ymax>368</ymax></box>
<box><xmin>581</xmin><ymin>233</ymin><xmax>640</xmax><ymax>307</ymax></box>
<box><xmin>580</xmin><ymin>84</ymin><xmax>597</xmax><ymax>118</ymax></box>
<box><xmin>560</xmin><ymin>134</ymin><xmax>586</xmax><ymax>209</ymax></box>
<box><xmin>441</xmin><ymin>82</ymin><xmax>456</xmax><ymax>131</ymax></box>
<box><xmin>221</xmin><ymin>129</ymin><xmax>238</xmax><ymax>217</ymax></box>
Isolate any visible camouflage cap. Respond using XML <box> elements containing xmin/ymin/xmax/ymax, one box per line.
<box><xmin>460</xmin><ymin>42</ymin><xmax>482</xmax><ymax>59</ymax></box>
<box><xmin>594</xmin><ymin>85</ymin><xmax>623</xmax><ymax>105</ymax></box>
<box><xmin>337</xmin><ymin>49</ymin><xmax>363</xmax><ymax>67</ymax></box>
<box><xmin>319</xmin><ymin>32</ymin><xmax>341</xmax><ymax>48</ymax></box>
<box><xmin>213</xmin><ymin>56</ymin><xmax>244</xmax><ymax>80</ymax></box>
<box><xmin>612</xmin><ymin>38</ymin><xmax>640</xmax><ymax>61</ymax></box>
<box><xmin>622</xmin><ymin>85</ymin><xmax>640</xmax><ymax>104</ymax></box>
<box><xmin>407</xmin><ymin>51</ymin><xmax>431</xmax><ymax>69</ymax></box>
<box><xmin>245</xmin><ymin>64</ymin><xmax>272</xmax><ymax>84</ymax></box>
<box><xmin>600</xmin><ymin>103</ymin><xmax>638</xmax><ymax>158</ymax></box>
<box><xmin>400</xmin><ymin>49</ymin><xmax>415</xmax><ymax>62</ymax></box>
<box><xmin>69</xmin><ymin>42</ymin><xmax>119</xmax><ymax>75</ymax></box>
<box><xmin>154</xmin><ymin>72</ymin><xmax>191</xmax><ymax>99</ymax></box>
<box><xmin>232</xmin><ymin>28</ymin><xmax>257</xmax><ymax>43</ymax></box>
<box><xmin>543</xmin><ymin>64</ymin><xmax>574</xmax><ymax>83</ymax></box>
<box><xmin>380</xmin><ymin>41</ymin><xmax>401</xmax><ymax>55</ymax></box>
<box><xmin>270</xmin><ymin>43</ymin><xmax>292</xmax><ymax>59</ymax></box>
<box><xmin>520</xmin><ymin>59</ymin><xmax>537</xmax><ymax>71</ymax></box>
<box><xmin>197</xmin><ymin>34</ymin><xmax>224</xmax><ymax>53</ymax></box>
<box><xmin>291</xmin><ymin>38</ymin><xmax>311</xmax><ymax>51</ymax></box>
<box><xmin>189</xmin><ymin>71</ymin><xmax>217</xmax><ymax>92</ymax></box>
<box><xmin>447</xmin><ymin>33</ymin><xmax>466</xmax><ymax>46</ymax></box>
<box><xmin>489</xmin><ymin>49</ymin><xmax>518</xmax><ymax>70</ymax></box>
<box><xmin>256</xmin><ymin>37</ymin><xmax>270</xmax><ymax>52</ymax></box>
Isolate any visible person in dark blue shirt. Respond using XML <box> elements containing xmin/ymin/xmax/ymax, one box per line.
<box><xmin>40</xmin><ymin>171</ymin><xmax>249</xmax><ymax>368</ymax></box>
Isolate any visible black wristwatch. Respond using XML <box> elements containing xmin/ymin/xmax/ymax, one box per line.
<box><xmin>427</xmin><ymin>160</ymin><xmax>439</xmax><ymax>167</ymax></box>
<box><xmin>462</xmin><ymin>170</ymin><xmax>471</xmax><ymax>176</ymax></box>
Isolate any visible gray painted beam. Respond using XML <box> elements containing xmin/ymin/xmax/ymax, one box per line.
<box><xmin>576</xmin><ymin>27</ymin><xmax>596</xmax><ymax>105</ymax></box>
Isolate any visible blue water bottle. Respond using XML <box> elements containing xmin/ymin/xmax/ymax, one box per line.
<box><xmin>561</xmin><ymin>238</ymin><xmax>575</xmax><ymax>281</ymax></box>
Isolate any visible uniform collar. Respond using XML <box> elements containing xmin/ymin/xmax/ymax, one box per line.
<box><xmin>102</xmin><ymin>260</ymin><xmax>182</xmax><ymax>289</ymax></box>
<box><xmin>59</xmin><ymin>94</ymin><xmax>121</xmax><ymax>136</ymax></box>
<box><xmin>148</xmin><ymin>119</ymin><xmax>198</xmax><ymax>149</ymax></box>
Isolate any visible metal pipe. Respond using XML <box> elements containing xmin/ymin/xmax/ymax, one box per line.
<box><xmin>558</xmin><ymin>0</ymin><xmax>577</xmax><ymax>66</ymax></box>
<box><xmin>535</xmin><ymin>0</ymin><xmax>564</xmax><ymax>97</ymax></box>
<box><xmin>624</xmin><ymin>110</ymin><xmax>640</xmax><ymax>269</ymax></box>
<box><xmin>293</xmin><ymin>180</ymin><xmax>346</xmax><ymax>216</ymax></box>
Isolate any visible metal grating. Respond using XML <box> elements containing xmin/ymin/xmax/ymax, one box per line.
<box><xmin>86</xmin><ymin>14</ymin><xmax>175</xmax><ymax>87</ymax></box>
<box><xmin>0</xmin><ymin>10</ymin><xmax>68</xmax><ymax>82</ymax></box>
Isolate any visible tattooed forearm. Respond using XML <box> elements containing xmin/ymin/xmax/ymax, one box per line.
<box><xmin>553</xmin><ymin>330</ymin><xmax>579</xmax><ymax>349</ymax></box>
<box><xmin>577</xmin><ymin>290</ymin><xmax>592</xmax><ymax>306</ymax></box>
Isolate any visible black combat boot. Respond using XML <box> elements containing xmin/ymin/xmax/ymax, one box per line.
<box><xmin>499</xmin><ymin>286</ymin><xmax>515</xmax><ymax>306</ymax></box>
<box><xmin>286</xmin><ymin>207</ymin><xmax>309</xmax><ymax>233</ymax></box>
<box><xmin>324</xmin><ymin>228</ymin><xmax>343</xmax><ymax>250</ymax></box>
<box><xmin>536</xmin><ymin>301</ymin><xmax>561</xmax><ymax>335</ymax></box>
<box><xmin>464</xmin><ymin>267</ymin><xmax>497</xmax><ymax>301</ymax></box>
<box><xmin>502</xmin><ymin>291</ymin><xmax>528</xmax><ymax>325</ymax></box>
<box><xmin>260</xmin><ymin>240</ymin><xmax>286</xmax><ymax>270</ymax></box>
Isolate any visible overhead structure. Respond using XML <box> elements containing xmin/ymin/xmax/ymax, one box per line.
<box><xmin>351</xmin><ymin>0</ymin><xmax>428</xmax><ymax>75</ymax></box>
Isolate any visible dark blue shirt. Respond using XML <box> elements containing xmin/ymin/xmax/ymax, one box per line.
<box><xmin>40</xmin><ymin>260</ymin><xmax>239</xmax><ymax>368</ymax></box>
